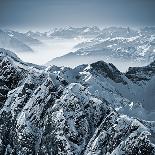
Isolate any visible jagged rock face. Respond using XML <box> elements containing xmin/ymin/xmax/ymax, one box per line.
<box><xmin>0</xmin><ymin>48</ymin><xmax>45</xmax><ymax>105</ymax></box>
<box><xmin>0</xmin><ymin>58</ymin><xmax>22</xmax><ymax>88</ymax></box>
<box><xmin>84</xmin><ymin>112</ymin><xmax>155</xmax><ymax>155</ymax></box>
<box><xmin>0</xmin><ymin>57</ymin><xmax>26</xmax><ymax>106</ymax></box>
<box><xmin>124</xmin><ymin>60</ymin><xmax>155</xmax><ymax>115</ymax></box>
<box><xmin>0</xmin><ymin>72</ymin><xmax>68</xmax><ymax>155</ymax></box>
<box><xmin>47</xmin><ymin>60</ymin><xmax>155</xmax><ymax>121</ymax></box>
<box><xmin>90</xmin><ymin>61</ymin><xmax>127</xmax><ymax>84</ymax></box>
<box><xmin>38</xmin><ymin>83</ymin><xmax>111</xmax><ymax>155</ymax></box>
<box><xmin>0</xmin><ymin>49</ymin><xmax>155</xmax><ymax>154</ymax></box>
<box><xmin>126</xmin><ymin>60</ymin><xmax>155</xmax><ymax>84</ymax></box>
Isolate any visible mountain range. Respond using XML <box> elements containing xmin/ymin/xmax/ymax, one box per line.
<box><xmin>1</xmin><ymin>26</ymin><xmax>154</xmax><ymax>71</ymax></box>
<box><xmin>0</xmin><ymin>48</ymin><xmax>155</xmax><ymax>154</ymax></box>
<box><xmin>47</xmin><ymin>27</ymin><xmax>155</xmax><ymax>71</ymax></box>
<box><xmin>25</xmin><ymin>26</ymin><xmax>101</xmax><ymax>40</ymax></box>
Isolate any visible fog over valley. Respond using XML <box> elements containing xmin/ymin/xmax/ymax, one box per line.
<box><xmin>16</xmin><ymin>38</ymin><xmax>86</xmax><ymax>65</ymax></box>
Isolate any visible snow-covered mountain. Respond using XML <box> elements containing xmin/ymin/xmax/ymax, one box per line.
<box><xmin>5</xmin><ymin>30</ymin><xmax>42</xmax><ymax>46</ymax></box>
<box><xmin>47</xmin><ymin>60</ymin><xmax>155</xmax><ymax>121</ymax></box>
<box><xmin>48</xmin><ymin>26</ymin><xmax>101</xmax><ymax>39</ymax></box>
<box><xmin>48</xmin><ymin>27</ymin><xmax>155</xmax><ymax>71</ymax></box>
<box><xmin>0</xmin><ymin>48</ymin><xmax>155</xmax><ymax>154</ymax></box>
<box><xmin>25</xmin><ymin>26</ymin><xmax>101</xmax><ymax>40</ymax></box>
<box><xmin>0</xmin><ymin>29</ymin><xmax>34</xmax><ymax>52</ymax></box>
<box><xmin>25</xmin><ymin>31</ymin><xmax>48</xmax><ymax>40</ymax></box>
<box><xmin>125</xmin><ymin>60</ymin><xmax>155</xmax><ymax>113</ymax></box>
<box><xmin>0</xmin><ymin>29</ymin><xmax>44</xmax><ymax>53</ymax></box>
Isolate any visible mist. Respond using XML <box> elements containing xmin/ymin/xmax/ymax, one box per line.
<box><xmin>15</xmin><ymin>38</ymin><xmax>87</xmax><ymax>65</ymax></box>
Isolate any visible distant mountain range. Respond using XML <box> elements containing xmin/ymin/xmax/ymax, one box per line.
<box><xmin>25</xmin><ymin>26</ymin><xmax>101</xmax><ymax>39</ymax></box>
<box><xmin>0</xmin><ymin>26</ymin><xmax>103</xmax><ymax>54</ymax></box>
<box><xmin>0</xmin><ymin>48</ymin><xmax>155</xmax><ymax>154</ymax></box>
<box><xmin>1</xmin><ymin>26</ymin><xmax>154</xmax><ymax>70</ymax></box>
<box><xmin>47</xmin><ymin>27</ymin><xmax>155</xmax><ymax>71</ymax></box>
<box><xmin>0</xmin><ymin>29</ymin><xmax>42</xmax><ymax>53</ymax></box>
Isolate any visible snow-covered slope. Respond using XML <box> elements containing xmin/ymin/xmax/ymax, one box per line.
<box><xmin>0</xmin><ymin>48</ymin><xmax>45</xmax><ymax>105</ymax></box>
<box><xmin>125</xmin><ymin>60</ymin><xmax>155</xmax><ymax>116</ymax></box>
<box><xmin>6</xmin><ymin>30</ymin><xmax>42</xmax><ymax>46</ymax></box>
<box><xmin>48</xmin><ymin>27</ymin><xmax>155</xmax><ymax>71</ymax></box>
<box><xmin>0</xmin><ymin>29</ymin><xmax>34</xmax><ymax>52</ymax></box>
<box><xmin>0</xmin><ymin>49</ymin><xmax>155</xmax><ymax>154</ymax></box>
<box><xmin>47</xmin><ymin>60</ymin><xmax>155</xmax><ymax>121</ymax></box>
<box><xmin>25</xmin><ymin>31</ymin><xmax>48</xmax><ymax>40</ymax></box>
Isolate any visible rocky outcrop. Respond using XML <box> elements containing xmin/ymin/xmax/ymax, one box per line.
<box><xmin>126</xmin><ymin>60</ymin><xmax>155</xmax><ymax>84</ymax></box>
<box><xmin>90</xmin><ymin>61</ymin><xmax>127</xmax><ymax>84</ymax></box>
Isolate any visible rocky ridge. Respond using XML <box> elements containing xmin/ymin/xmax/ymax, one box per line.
<box><xmin>0</xmin><ymin>48</ymin><xmax>155</xmax><ymax>154</ymax></box>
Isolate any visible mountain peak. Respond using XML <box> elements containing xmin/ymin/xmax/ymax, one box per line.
<box><xmin>150</xmin><ymin>60</ymin><xmax>155</xmax><ymax>67</ymax></box>
<box><xmin>90</xmin><ymin>61</ymin><xmax>127</xmax><ymax>84</ymax></box>
<box><xmin>0</xmin><ymin>48</ymin><xmax>22</xmax><ymax>62</ymax></box>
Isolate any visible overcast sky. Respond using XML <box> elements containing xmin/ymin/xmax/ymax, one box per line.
<box><xmin>0</xmin><ymin>0</ymin><xmax>155</xmax><ymax>31</ymax></box>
